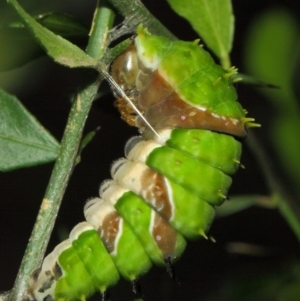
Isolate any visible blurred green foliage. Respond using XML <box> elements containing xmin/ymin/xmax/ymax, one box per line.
<box><xmin>244</xmin><ymin>8</ymin><xmax>300</xmax><ymax>197</ymax></box>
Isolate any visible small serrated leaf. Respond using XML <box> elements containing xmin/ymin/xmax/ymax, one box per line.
<box><xmin>0</xmin><ymin>27</ymin><xmax>42</xmax><ymax>71</ymax></box>
<box><xmin>166</xmin><ymin>0</ymin><xmax>234</xmax><ymax>67</ymax></box>
<box><xmin>6</xmin><ymin>12</ymin><xmax>89</xmax><ymax>37</ymax></box>
<box><xmin>0</xmin><ymin>88</ymin><xmax>60</xmax><ymax>171</ymax></box>
<box><xmin>0</xmin><ymin>12</ymin><xmax>89</xmax><ymax>71</ymax></box>
<box><xmin>7</xmin><ymin>0</ymin><xmax>97</xmax><ymax>68</ymax></box>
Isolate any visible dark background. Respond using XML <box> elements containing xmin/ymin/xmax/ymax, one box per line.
<box><xmin>0</xmin><ymin>0</ymin><xmax>299</xmax><ymax>300</ymax></box>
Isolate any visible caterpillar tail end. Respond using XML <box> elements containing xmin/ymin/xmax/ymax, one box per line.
<box><xmin>198</xmin><ymin>229</ymin><xmax>208</xmax><ymax>240</ymax></box>
<box><xmin>242</xmin><ymin>117</ymin><xmax>261</xmax><ymax>129</ymax></box>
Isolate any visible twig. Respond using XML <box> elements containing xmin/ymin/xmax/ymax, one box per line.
<box><xmin>7</xmin><ymin>1</ymin><xmax>115</xmax><ymax>300</ymax></box>
<box><xmin>107</xmin><ymin>0</ymin><xmax>176</xmax><ymax>40</ymax></box>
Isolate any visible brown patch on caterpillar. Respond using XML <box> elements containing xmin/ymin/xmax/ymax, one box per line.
<box><xmin>110</xmin><ymin>42</ymin><xmax>172</xmax><ymax>127</ymax></box>
<box><xmin>152</xmin><ymin>214</ymin><xmax>177</xmax><ymax>258</ymax></box>
<box><xmin>100</xmin><ymin>211</ymin><xmax>121</xmax><ymax>253</ymax></box>
<box><xmin>140</xmin><ymin>168</ymin><xmax>172</xmax><ymax>220</ymax></box>
<box><xmin>110</xmin><ymin>44</ymin><xmax>247</xmax><ymax>138</ymax></box>
<box><xmin>135</xmin><ymin>70</ymin><xmax>173</xmax><ymax>111</ymax></box>
<box><xmin>136</xmin><ymin>71</ymin><xmax>247</xmax><ymax>137</ymax></box>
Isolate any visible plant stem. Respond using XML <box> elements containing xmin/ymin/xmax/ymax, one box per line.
<box><xmin>87</xmin><ymin>0</ymin><xmax>115</xmax><ymax>58</ymax></box>
<box><xmin>8</xmin><ymin>2</ymin><xmax>115</xmax><ymax>301</ymax></box>
<box><xmin>107</xmin><ymin>0</ymin><xmax>176</xmax><ymax>40</ymax></box>
<box><xmin>220</xmin><ymin>53</ymin><xmax>231</xmax><ymax>70</ymax></box>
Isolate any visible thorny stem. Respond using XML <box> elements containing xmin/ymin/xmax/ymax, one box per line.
<box><xmin>7</xmin><ymin>2</ymin><xmax>115</xmax><ymax>301</ymax></box>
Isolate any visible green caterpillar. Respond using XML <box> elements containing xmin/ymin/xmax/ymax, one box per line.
<box><xmin>26</xmin><ymin>25</ymin><xmax>256</xmax><ymax>301</ymax></box>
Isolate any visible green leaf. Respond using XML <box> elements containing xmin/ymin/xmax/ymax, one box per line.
<box><xmin>0</xmin><ymin>12</ymin><xmax>89</xmax><ymax>71</ymax></box>
<box><xmin>244</xmin><ymin>9</ymin><xmax>300</xmax><ymax>108</ymax></box>
<box><xmin>7</xmin><ymin>0</ymin><xmax>98</xmax><ymax>68</ymax></box>
<box><xmin>0</xmin><ymin>88</ymin><xmax>60</xmax><ymax>171</ymax></box>
<box><xmin>7</xmin><ymin>12</ymin><xmax>89</xmax><ymax>37</ymax></box>
<box><xmin>166</xmin><ymin>0</ymin><xmax>234</xmax><ymax>68</ymax></box>
<box><xmin>0</xmin><ymin>26</ymin><xmax>42</xmax><ymax>71</ymax></box>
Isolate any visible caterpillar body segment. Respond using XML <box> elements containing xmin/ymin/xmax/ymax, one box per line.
<box><xmin>124</xmin><ymin>137</ymin><xmax>232</xmax><ymax>206</ymax></box>
<box><xmin>158</xmin><ymin>128</ymin><xmax>242</xmax><ymax>175</ymax></box>
<box><xmin>99</xmin><ymin>181</ymin><xmax>187</xmax><ymax>265</ymax></box>
<box><xmin>110</xmin><ymin>157</ymin><xmax>215</xmax><ymax>240</ymax></box>
<box><xmin>26</xmin><ymin>24</ymin><xmax>255</xmax><ymax>301</ymax></box>
<box><xmin>84</xmin><ymin>198</ymin><xmax>152</xmax><ymax>281</ymax></box>
<box><xmin>27</xmin><ymin>223</ymin><xmax>120</xmax><ymax>301</ymax></box>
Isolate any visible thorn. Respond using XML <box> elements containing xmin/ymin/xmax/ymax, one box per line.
<box><xmin>217</xmin><ymin>191</ymin><xmax>228</xmax><ymax>200</ymax></box>
<box><xmin>242</xmin><ymin>117</ymin><xmax>261</xmax><ymax>129</ymax></box>
<box><xmin>241</xmin><ymin>117</ymin><xmax>255</xmax><ymax>123</ymax></box>
<box><xmin>233</xmin><ymin>158</ymin><xmax>240</xmax><ymax>165</ymax></box>
<box><xmin>209</xmin><ymin>236</ymin><xmax>216</xmax><ymax>243</ymax></box>
<box><xmin>247</xmin><ymin>122</ymin><xmax>261</xmax><ymax>129</ymax></box>
<box><xmin>198</xmin><ymin>229</ymin><xmax>208</xmax><ymax>239</ymax></box>
<box><xmin>232</xmin><ymin>76</ymin><xmax>242</xmax><ymax>83</ymax></box>
<box><xmin>213</xmin><ymin>77</ymin><xmax>222</xmax><ymax>86</ymax></box>
<box><xmin>192</xmin><ymin>39</ymin><xmax>200</xmax><ymax>45</ymax></box>
<box><xmin>224</xmin><ymin>66</ymin><xmax>238</xmax><ymax>80</ymax></box>
<box><xmin>232</xmin><ymin>159</ymin><xmax>245</xmax><ymax>169</ymax></box>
